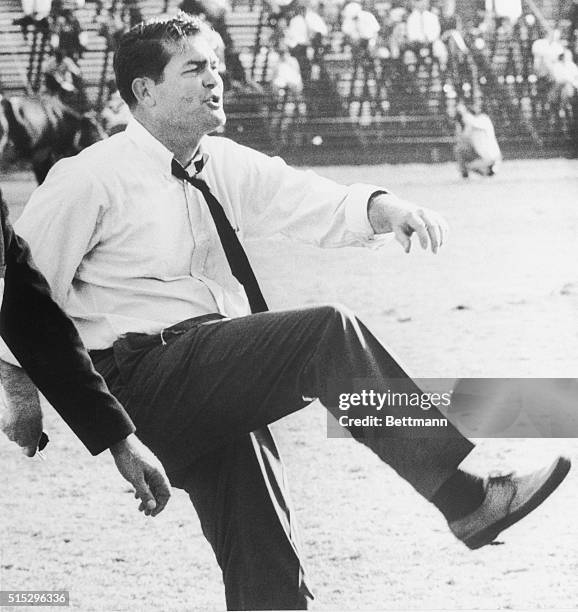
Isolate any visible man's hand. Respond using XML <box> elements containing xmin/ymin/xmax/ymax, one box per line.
<box><xmin>110</xmin><ymin>434</ymin><xmax>171</xmax><ymax>517</ymax></box>
<box><xmin>0</xmin><ymin>361</ymin><xmax>43</xmax><ymax>456</ymax></box>
<box><xmin>368</xmin><ymin>193</ymin><xmax>448</xmax><ymax>254</ymax></box>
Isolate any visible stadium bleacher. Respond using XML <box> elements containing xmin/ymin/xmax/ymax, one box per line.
<box><xmin>0</xmin><ymin>0</ymin><xmax>575</xmax><ymax>160</ymax></box>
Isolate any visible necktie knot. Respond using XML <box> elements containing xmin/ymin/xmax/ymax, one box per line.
<box><xmin>171</xmin><ymin>159</ymin><xmax>190</xmax><ymax>182</ymax></box>
<box><xmin>172</xmin><ymin>159</ymin><xmax>210</xmax><ymax>194</ymax></box>
<box><xmin>172</xmin><ymin>157</ymin><xmax>206</xmax><ymax>178</ymax></box>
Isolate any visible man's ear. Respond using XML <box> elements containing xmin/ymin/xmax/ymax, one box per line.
<box><xmin>131</xmin><ymin>77</ymin><xmax>156</xmax><ymax>108</ymax></box>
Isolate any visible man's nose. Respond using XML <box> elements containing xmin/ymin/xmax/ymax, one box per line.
<box><xmin>203</xmin><ymin>68</ymin><xmax>220</xmax><ymax>89</ymax></box>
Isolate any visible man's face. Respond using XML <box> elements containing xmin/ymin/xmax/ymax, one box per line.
<box><xmin>150</xmin><ymin>33</ymin><xmax>226</xmax><ymax>138</ymax></box>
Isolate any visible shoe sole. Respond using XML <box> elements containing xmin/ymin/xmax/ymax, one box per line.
<box><xmin>463</xmin><ymin>456</ymin><xmax>571</xmax><ymax>550</ymax></box>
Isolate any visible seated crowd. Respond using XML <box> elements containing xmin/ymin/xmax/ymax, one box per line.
<box><xmin>10</xmin><ymin>0</ymin><xmax>578</xmax><ymax>124</ymax></box>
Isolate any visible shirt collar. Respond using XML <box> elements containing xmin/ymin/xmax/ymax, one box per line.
<box><xmin>187</xmin><ymin>148</ymin><xmax>209</xmax><ymax>176</ymax></box>
<box><xmin>125</xmin><ymin>115</ymin><xmax>209</xmax><ymax>178</ymax></box>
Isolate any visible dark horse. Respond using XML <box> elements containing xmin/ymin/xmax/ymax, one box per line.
<box><xmin>0</xmin><ymin>94</ymin><xmax>105</xmax><ymax>184</ymax></box>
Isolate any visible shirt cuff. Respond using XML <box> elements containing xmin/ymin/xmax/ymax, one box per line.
<box><xmin>344</xmin><ymin>183</ymin><xmax>394</xmax><ymax>242</ymax></box>
<box><xmin>344</xmin><ymin>183</ymin><xmax>380</xmax><ymax>239</ymax></box>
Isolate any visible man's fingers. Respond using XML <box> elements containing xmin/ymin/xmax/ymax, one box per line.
<box><xmin>395</xmin><ymin>213</ymin><xmax>428</xmax><ymax>253</ymax></box>
<box><xmin>111</xmin><ymin>435</ymin><xmax>171</xmax><ymax>517</ymax></box>
<box><xmin>132</xmin><ymin>467</ymin><xmax>172</xmax><ymax>517</ymax></box>
<box><xmin>425</xmin><ymin>211</ymin><xmax>449</xmax><ymax>250</ymax></box>
<box><xmin>393</xmin><ymin>226</ymin><xmax>412</xmax><ymax>253</ymax></box>
<box><xmin>147</xmin><ymin>470</ymin><xmax>172</xmax><ymax>517</ymax></box>
<box><xmin>420</xmin><ymin>213</ymin><xmax>442</xmax><ymax>254</ymax></box>
<box><xmin>395</xmin><ymin>210</ymin><xmax>448</xmax><ymax>254</ymax></box>
<box><xmin>21</xmin><ymin>444</ymin><xmax>37</xmax><ymax>458</ymax></box>
<box><xmin>133</xmin><ymin>477</ymin><xmax>156</xmax><ymax>516</ymax></box>
<box><xmin>372</xmin><ymin>196</ymin><xmax>449</xmax><ymax>254</ymax></box>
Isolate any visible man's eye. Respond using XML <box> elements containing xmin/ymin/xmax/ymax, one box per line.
<box><xmin>183</xmin><ymin>63</ymin><xmax>206</xmax><ymax>74</ymax></box>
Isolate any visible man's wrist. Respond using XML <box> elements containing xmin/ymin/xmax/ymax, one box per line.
<box><xmin>368</xmin><ymin>190</ymin><xmax>389</xmax><ymax>208</ymax></box>
<box><xmin>109</xmin><ymin>433</ymin><xmax>135</xmax><ymax>455</ymax></box>
<box><xmin>367</xmin><ymin>191</ymin><xmax>394</xmax><ymax>234</ymax></box>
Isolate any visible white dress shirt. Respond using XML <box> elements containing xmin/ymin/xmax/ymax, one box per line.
<box><xmin>285</xmin><ymin>11</ymin><xmax>328</xmax><ymax>48</ymax></box>
<box><xmin>406</xmin><ymin>9</ymin><xmax>441</xmax><ymax>44</ymax></box>
<box><xmin>458</xmin><ymin>112</ymin><xmax>502</xmax><ymax>162</ymax></box>
<box><xmin>1</xmin><ymin>117</ymin><xmax>385</xmax><ymax>357</ymax></box>
<box><xmin>492</xmin><ymin>0</ymin><xmax>522</xmax><ymax>23</ymax></box>
<box><xmin>342</xmin><ymin>10</ymin><xmax>381</xmax><ymax>43</ymax></box>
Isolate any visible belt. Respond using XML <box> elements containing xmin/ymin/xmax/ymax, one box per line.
<box><xmin>89</xmin><ymin>313</ymin><xmax>226</xmax><ymax>363</ymax></box>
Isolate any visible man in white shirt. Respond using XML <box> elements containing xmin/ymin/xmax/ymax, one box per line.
<box><xmin>532</xmin><ymin>28</ymin><xmax>565</xmax><ymax>79</ymax></box>
<box><xmin>405</xmin><ymin>0</ymin><xmax>447</xmax><ymax>65</ymax></box>
<box><xmin>4</xmin><ymin>13</ymin><xmax>570</xmax><ymax>610</ymax></box>
<box><xmin>284</xmin><ymin>4</ymin><xmax>328</xmax><ymax>84</ymax></box>
<box><xmin>454</xmin><ymin>102</ymin><xmax>502</xmax><ymax>178</ymax></box>
<box><xmin>341</xmin><ymin>1</ymin><xmax>381</xmax><ymax>52</ymax></box>
<box><xmin>406</xmin><ymin>0</ymin><xmax>441</xmax><ymax>45</ymax></box>
<box><xmin>492</xmin><ymin>0</ymin><xmax>522</xmax><ymax>27</ymax></box>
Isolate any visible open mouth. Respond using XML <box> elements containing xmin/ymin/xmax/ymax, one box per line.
<box><xmin>205</xmin><ymin>95</ymin><xmax>221</xmax><ymax>108</ymax></box>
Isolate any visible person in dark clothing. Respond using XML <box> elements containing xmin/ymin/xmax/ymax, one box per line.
<box><xmin>0</xmin><ymin>190</ymin><xmax>171</xmax><ymax>517</ymax></box>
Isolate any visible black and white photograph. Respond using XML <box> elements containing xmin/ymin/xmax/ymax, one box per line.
<box><xmin>0</xmin><ymin>0</ymin><xmax>577</xmax><ymax>610</ymax></box>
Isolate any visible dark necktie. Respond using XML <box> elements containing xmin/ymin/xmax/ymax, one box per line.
<box><xmin>171</xmin><ymin>159</ymin><xmax>268</xmax><ymax>313</ymax></box>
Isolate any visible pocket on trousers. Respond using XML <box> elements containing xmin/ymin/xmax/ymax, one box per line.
<box><xmin>112</xmin><ymin>333</ymin><xmax>161</xmax><ymax>387</ymax></box>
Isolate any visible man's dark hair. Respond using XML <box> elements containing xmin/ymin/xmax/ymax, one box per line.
<box><xmin>113</xmin><ymin>12</ymin><xmax>209</xmax><ymax>108</ymax></box>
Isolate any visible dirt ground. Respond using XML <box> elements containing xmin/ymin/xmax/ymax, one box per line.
<box><xmin>0</xmin><ymin>158</ymin><xmax>577</xmax><ymax>611</ymax></box>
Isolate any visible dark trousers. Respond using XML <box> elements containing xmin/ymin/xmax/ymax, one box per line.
<box><xmin>92</xmin><ymin>305</ymin><xmax>473</xmax><ymax>609</ymax></box>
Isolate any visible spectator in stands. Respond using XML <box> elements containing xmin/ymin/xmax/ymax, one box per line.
<box><xmin>405</xmin><ymin>0</ymin><xmax>446</xmax><ymax>65</ymax></box>
<box><xmin>406</xmin><ymin>0</ymin><xmax>440</xmax><ymax>46</ymax></box>
<box><xmin>50</xmin><ymin>8</ymin><xmax>87</xmax><ymax>62</ymax></box>
<box><xmin>43</xmin><ymin>47</ymin><xmax>87</xmax><ymax>111</ymax></box>
<box><xmin>96</xmin><ymin>0</ymin><xmax>128</xmax><ymax>52</ymax></box>
<box><xmin>44</xmin><ymin>48</ymin><xmax>78</xmax><ymax>95</ymax></box>
<box><xmin>532</xmin><ymin>28</ymin><xmax>566</xmax><ymax>79</ymax></box>
<box><xmin>387</xmin><ymin>5</ymin><xmax>408</xmax><ymax>59</ymax></box>
<box><xmin>491</xmin><ymin>0</ymin><xmax>522</xmax><ymax>31</ymax></box>
<box><xmin>123</xmin><ymin>0</ymin><xmax>143</xmax><ymax>29</ymax></box>
<box><xmin>438</xmin><ymin>0</ymin><xmax>456</xmax><ymax>32</ymax></box>
<box><xmin>454</xmin><ymin>101</ymin><xmax>502</xmax><ymax>179</ymax></box>
<box><xmin>341</xmin><ymin>1</ymin><xmax>380</xmax><ymax>57</ymax></box>
<box><xmin>548</xmin><ymin>49</ymin><xmax>578</xmax><ymax>108</ymax></box>
<box><xmin>532</xmin><ymin>28</ymin><xmax>567</xmax><ymax>110</ymax></box>
<box><xmin>13</xmin><ymin>0</ymin><xmax>52</xmax><ymax>31</ymax></box>
<box><xmin>271</xmin><ymin>43</ymin><xmax>304</xmax><ymax>98</ymax></box>
<box><xmin>369</xmin><ymin>1</ymin><xmax>398</xmax><ymax>59</ymax></box>
<box><xmin>440</xmin><ymin>15</ymin><xmax>467</xmax><ymax>74</ymax></box>
<box><xmin>283</xmin><ymin>2</ymin><xmax>328</xmax><ymax>84</ymax></box>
